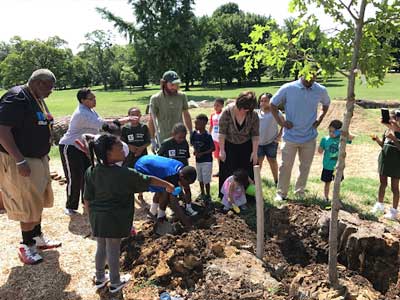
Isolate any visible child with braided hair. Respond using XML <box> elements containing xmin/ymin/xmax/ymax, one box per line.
<box><xmin>84</xmin><ymin>134</ymin><xmax>174</xmax><ymax>293</ymax></box>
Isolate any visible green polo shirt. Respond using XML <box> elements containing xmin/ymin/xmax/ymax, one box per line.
<box><xmin>150</xmin><ymin>91</ymin><xmax>188</xmax><ymax>142</ymax></box>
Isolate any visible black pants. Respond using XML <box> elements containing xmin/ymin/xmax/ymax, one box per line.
<box><xmin>219</xmin><ymin>139</ymin><xmax>254</xmax><ymax>199</ymax></box>
<box><xmin>59</xmin><ymin>144</ymin><xmax>91</xmax><ymax>210</ymax></box>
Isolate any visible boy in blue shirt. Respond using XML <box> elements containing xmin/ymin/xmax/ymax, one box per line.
<box><xmin>134</xmin><ymin>155</ymin><xmax>198</xmax><ymax>221</ymax></box>
<box><xmin>318</xmin><ymin>119</ymin><xmax>353</xmax><ymax>201</ymax></box>
<box><xmin>190</xmin><ymin>114</ymin><xmax>215</xmax><ymax>202</ymax></box>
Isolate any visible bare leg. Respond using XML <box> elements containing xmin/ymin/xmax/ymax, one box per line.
<box><xmin>267</xmin><ymin>157</ymin><xmax>279</xmax><ymax>184</ymax></box>
<box><xmin>199</xmin><ymin>182</ymin><xmax>205</xmax><ymax>195</ymax></box>
<box><xmin>378</xmin><ymin>175</ymin><xmax>388</xmax><ymax>203</ymax></box>
<box><xmin>205</xmin><ymin>183</ymin><xmax>210</xmax><ymax>196</ymax></box>
<box><xmin>324</xmin><ymin>182</ymin><xmax>330</xmax><ymax>200</ymax></box>
<box><xmin>390</xmin><ymin>178</ymin><xmax>399</xmax><ymax>209</ymax></box>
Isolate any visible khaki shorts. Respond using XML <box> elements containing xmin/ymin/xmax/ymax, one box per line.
<box><xmin>0</xmin><ymin>152</ymin><xmax>53</xmax><ymax>223</ymax></box>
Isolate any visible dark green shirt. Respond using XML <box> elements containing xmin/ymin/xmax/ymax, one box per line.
<box><xmin>84</xmin><ymin>164</ymin><xmax>150</xmax><ymax>238</ymax></box>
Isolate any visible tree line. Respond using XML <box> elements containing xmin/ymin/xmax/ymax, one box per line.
<box><xmin>0</xmin><ymin>1</ymin><xmax>398</xmax><ymax>91</ymax></box>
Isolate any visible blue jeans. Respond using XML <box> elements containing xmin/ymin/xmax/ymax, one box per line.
<box><xmin>257</xmin><ymin>142</ymin><xmax>278</xmax><ymax>159</ymax></box>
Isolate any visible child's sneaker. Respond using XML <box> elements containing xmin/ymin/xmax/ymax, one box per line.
<box><xmin>384</xmin><ymin>208</ymin><xmax>398</xmax><ymax>220</ymax></box>
<box><xmin>240</xmin><ymin>204</ymin><xmax>248</xmax><ymax>211</ymax></box>
<box><xmin>185</xmin><ymin>205</ymin><xmax>198</xmax><ymax>216</ymax></box>
<box><xmin>33</xmin><ymin>234</ymin><xmax>62</xmax><ymax>250</ymax></box>
<box><xmin>109</xmin><ymin>274</ymin><xmax>131</xmax><ymax>293</ymax></box>
<box><xmin>371</xmin><ymin>202</ymin><xmax>385</xmax><ymax>214</ymax></box>
<box><xmin>274</xmin><ymin>193</ymin><xmax>286</xmax><ymax>202</ymax></box>
<box><xmin>64</xmin><ymin>208</ymin><xmax>78</xmax><ymax>216</ymax></box>
<box><xmin>18</xmin><ymin>244</ymin><xmax>43</xmax><ymax>265</ymax></box>
<box><xmin>93</xmin><ymin>273</ymin><xmax>110</xmax><ymax>289</ymax></box>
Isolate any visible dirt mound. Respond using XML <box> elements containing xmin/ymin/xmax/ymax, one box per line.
<box><xmin>120</xmin><ymin>203</ymin><xmax>400</xmax><ymax>299</ymax></box>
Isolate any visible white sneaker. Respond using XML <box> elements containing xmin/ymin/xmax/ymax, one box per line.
<box><xmin>274</xmin><ymin>193</ymin><xmax>286</xmax><ymax>202</ymax></box>
<box><xmin>18</xmin><ymin>244</ymin><xmax>43</xmax><ymax>265</ymax></box>
<box><xmin>185</xmin><ymin>205</ymin><xmax>198</xmax><ymax>216</ymax></box>
<box><xmin>64</xmin><ymin>208</ymin><xmax>78</xmax><ymax>216</ymax></box>
<box><xmin>33</xmin><ymin>234</ymin><xmax>62</xmax><ymax>250</ymax></box>
<box><xmin>109</xmin><ymin>274</ymin><xmax>131</xmax><ymax>293</ymax></box>
<box><xmin>371</xmin><ymin>202</ymin><xmax>385</xmax><ymax>214</ymax></box>
<box><xmin>384</xmin><ymin>208</ymin><xmax>398</xmax><ymax>220</ymax></box>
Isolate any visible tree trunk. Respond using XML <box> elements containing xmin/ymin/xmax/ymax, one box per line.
<box><xmin>328</xmin><ymin>0</ymin><xmax>367</xmax><ymax>288</ymax></box>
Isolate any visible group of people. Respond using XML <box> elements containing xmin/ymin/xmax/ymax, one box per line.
<box><xmin>0</xmin><ymin>68</ymin><xmax>399</xmax><ymax>294</ymax></box>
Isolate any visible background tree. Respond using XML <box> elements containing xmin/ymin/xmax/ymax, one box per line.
<box><xmin>80</xmin><ymin>30</ymin><xmax>114</xmax><ymax>90</ymax></box>
<box><xmin>0</xmin><ymin>36</ymin><xmax>73</xmax><ymax>88</ymax></box>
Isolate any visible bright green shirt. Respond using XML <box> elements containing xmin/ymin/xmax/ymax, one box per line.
<box><xmin>150</xmin><ymin>91</ymin><xmax>188</xmax><ymax>142</ymax></box>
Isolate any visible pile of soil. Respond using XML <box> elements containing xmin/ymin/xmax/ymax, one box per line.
<box><xmin>120</xmin><ymin>203</ymin><xmax>400</xmax><ymax>299</ymax></box>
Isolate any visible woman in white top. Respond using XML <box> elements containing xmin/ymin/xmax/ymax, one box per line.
<box><xmin>59</xmin><ymin>88</ymin><xmax>131</xmax><ymax>215</ymax></box>
<box><xmin>257</xmin><ymin>93</ymin><xmax>283</xmax><ymax>185</ymax></box>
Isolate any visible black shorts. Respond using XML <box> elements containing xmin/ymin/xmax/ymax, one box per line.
<box><xmin>321</xmin><ymin>168</ymin><xmax>344</xmax><ymax>183</ymax></box>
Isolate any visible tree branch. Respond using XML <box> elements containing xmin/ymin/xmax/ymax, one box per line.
<box><xmin>336</xmin><ymin>68</ymin><xmax>350</xmax><ymax>78</ymax></box>
<box><xmin>338</xmin><ymin>0</ymin><xmax>359</xmax><ymax>21</ymax></box>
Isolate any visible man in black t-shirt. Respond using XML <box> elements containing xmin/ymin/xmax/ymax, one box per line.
<box><xmin>0</xmin><ymin>69</ymin><xmax>61</xmax><ymax>265</ymax></box>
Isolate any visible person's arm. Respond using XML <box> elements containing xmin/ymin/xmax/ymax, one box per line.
<box><xmin>0</xmin><ymin>125</ymin><xmax>30</xmax><ymax>176</ymax></box>
<box><xmin>313</xmin><ymin>105</ymin><xmax>329</xmax><ymax>128</ymax></box>
<box><xmin>218</xmin><ymin>110</ymin><xmax>228</xmax><ymax>161</ymax></box>
<box><xmin>182</xmin><ymin>110</ymin><xmax>193</xmax><ymax>133</ymax></box>
<box><xmin>209</xmin><ymin>115</ymin><xmax>214</xmax><ymax>134</ymax></box>
<box><xmin>251</xmin><ymin>136</ymin><xmax>259</xmax><ymax>165</ymax></box>
<box><xmin>271</xmin><ymin>104</ymin><xmax>293</xmax><ymax>129</ymax></box>
<box><xmin>371</xmin><ymin>134</ymin><xmax>384</xmax><ymax>147</ymax></box>
<box><xmin>149</xmin><ymin>176</ymin><xmax>174</xmax><ymax>193</ymax></box>
<box><xmin>385</xmin><ymin>131</ymin><xmax>400</xmax><ymax>151</ymax></box>
<box><xmin>318</xmin><ymin>138</ymin><xmax>325</xmax><ymax>154</ymax></box>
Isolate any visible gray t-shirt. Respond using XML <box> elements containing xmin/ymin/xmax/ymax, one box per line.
<box><xmin>257</xmin><ymin>109</ymin><xmax>282</xmax><ymax>145</ymax></box>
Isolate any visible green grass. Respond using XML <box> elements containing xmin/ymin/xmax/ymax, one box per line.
<box><xmin>2</xmin><ymin>73</ymin><xmax>398</xmax><ymax>118</ymax></box>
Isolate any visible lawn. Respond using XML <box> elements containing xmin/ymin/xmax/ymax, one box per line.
<box><xmin>1</xmin><ymin>73</ymin><xmax>398</xmax><ymax>118</ymax></box>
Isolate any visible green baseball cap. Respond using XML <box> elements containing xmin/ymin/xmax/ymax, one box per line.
<box><xmin>162</xmin><ymin>70</ymin><xmax>181</xmax><ymax>84</ymax></box>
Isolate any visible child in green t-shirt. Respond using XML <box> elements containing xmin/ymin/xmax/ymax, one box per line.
<box><xmin>318</xmin><ymin>120</ymin><xmax>354</xmax><ymax>201</ymax></box>
<box><xmin>84</xmin><ymin>134</ymin><xmax>174</xmax><ymax>293</ymax></box>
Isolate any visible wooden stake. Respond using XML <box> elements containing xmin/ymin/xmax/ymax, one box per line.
<box><xmin>254</xmin><ymin>165</ymin><xmax>264</xmax><ymax>259</ymax></box>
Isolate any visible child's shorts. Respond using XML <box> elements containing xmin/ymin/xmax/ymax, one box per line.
<box><xmin>321</xmin><ymin>168</ymin><xmax>344</xmax><ymax>183</ymax></box>
<box><xmin>213</xmin><ymin>141</ymin><xmax>220</xmax><ymax>159</ymax></box>
<box><xmin>196</xmin><ymin>162</ymin><xmax>213</xmax><ymax>184</ymax></box>
<box><xmin>257</xmin><ymin>142</ymin><xmax>278</xmax><ymax>159</ymax></box>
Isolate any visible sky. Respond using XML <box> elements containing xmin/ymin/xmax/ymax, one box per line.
<box><xmin>0</xmin><ymin>0</ymin><xmax>336</xmax><ymax>53</ymax></box>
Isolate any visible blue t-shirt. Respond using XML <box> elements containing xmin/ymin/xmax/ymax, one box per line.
<box><xmin>134</xmin><ymin>155</ymin><xmax>183</xmax><ymax>192</ymax></box>
<box><xmin>271</xmin><ymin>79</ymin><xmax>330</xmax><ymax>143</ymax></box>
<box><xmin>190</xmin><ymin>131</ymin><xmax>214</xmax><ymax>163</ymax></box>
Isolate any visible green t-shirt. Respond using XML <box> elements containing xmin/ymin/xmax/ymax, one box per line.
<box><xmin>320</xmin><ymin>136</ymin><xmax>340</xmax><ymax>170</ymax></box>
<box><xmin>150</xmin><ymin>91</ymin><xmax>189</xmax><ymax>142</ymax></box>
<box><xmin>320</xmin><ymin>136</ymin><xmax>352</xmax><ymax>170</ymax></box>
<box><xmin>84</xmin><ymin>164</ymin><xmax>150</xmax><ymax>238</ymax></box>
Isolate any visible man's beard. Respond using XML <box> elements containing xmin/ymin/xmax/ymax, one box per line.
<box><xmin>164</xmin><ymin>86</ymin><xmax>178</xmax><ymax>95</ymax></box>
